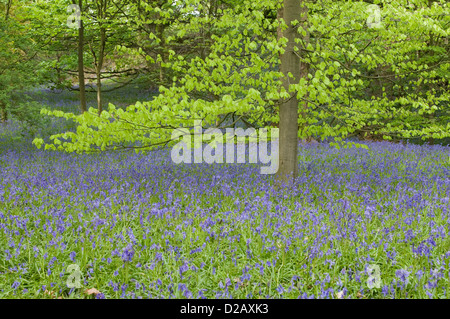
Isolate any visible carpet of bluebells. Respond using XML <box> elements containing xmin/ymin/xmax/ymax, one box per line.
<box><xmin>0</xmin><ymin>90</ymin><xmax>449</xmax><ymax>299</ymax></box>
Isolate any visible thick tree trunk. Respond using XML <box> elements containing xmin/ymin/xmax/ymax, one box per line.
<box><xmin>77</xmin><ymin>0</ymin><xmax>87</xmax><ymax>113</ymax></box>
<box><xmin>276</xmin><ymin>0</ymin><xmax>304</xmax><ymax>182</ymax></box>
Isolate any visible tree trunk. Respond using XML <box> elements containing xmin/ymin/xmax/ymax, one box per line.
<box><xmin>77</xmin><ymin>0</ymin><xmax>87</xmax><ymax>113</ymax></box>
<box><xmin>2</xmin><ymin>0</ymin><xmax>12</xmax><ymax>124</ymax></box>
<box><xmin>298</xmin><ymin>5</ymin><xmax>310</xmax><ymax>144</ymax></box>
<box><xmin>0</xmin><ymin>101</ymin><xmax>7</xmax><ymax>125</ymax></box>
<box><xmin>276</xmin><ymin>6</ymin><xmax>283</xmax><ymax>49</ymax></box>
<box><xmin>5</xmin><ymin>0</ymin><xmax>12</xmax><ymax>21</ymax></box>
<box><xmin>271</xmin><ymin>5</ymin><xmax>283</xmax><ymax>130</ymax></box>
<box><xmin>157</xmin><ymin>22</ymin><xmax>167</xmax><ymax>85</ymax></box>
<box><xmin>96</xmin><ymin>27</ymin><xmax>106</xmax><ymax>115</ymax></box>
<box><xmin>276</xmin><ymin>0</ymin><xmax>305</xmax><ymax>182</ymax></box>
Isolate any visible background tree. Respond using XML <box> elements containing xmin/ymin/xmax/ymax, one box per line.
<box><xmin>76</xmin><ymin>0</ymin><xmax>87</xmax><ymax>112</ymax></box>
<box><xmin>0</xmin><ymin>0</ymin><xmax>44</xmax><ymax>132</ymax></box>
<box><xmin>31</xmin><ymin>0</ymin><xmax>449</xmax><ymax>183</ymax></box>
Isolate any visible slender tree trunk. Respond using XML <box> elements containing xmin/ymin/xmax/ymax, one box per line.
<box><xmin>0</xmin><ymin>101</ymin><xmax>7</xmax><ymax>125</ymax></box>
<box><xmin>271</xmin><ymin>5</ymin><xmax>283</xmax><ymax>130</ymax></box>
<box><xmin>298</xmin><ymin>5</ymin><xmax>310</xmax><ymax>143</ymax></box>
<box><xmin>157</xmin><ymin>22</ymin><xmax>167</xmax><ymax>85</ymax></box>
<box><xmin>1</xmin><ymin>0</ymin><xmax>12</xmax><ymax>124</ymax></box>
<box><xmin>427</xmin><ymin>0</ymin><xmax>434</xmax><ymax>146</ymax></box>
<box><xmin>5</xmin><ymin>0</ymin><xmax>12</xmax><ymax>21</ymax></box>
<box><xmin>77</xmin><ymin>0</ymin><xmax>87</xmax><ymax>113</ymax></box>
<box><xmin>96</xmin><ymin>27</ymin><xmax>106</xmax><ymax>115</ymax></box>
<box><xmin>276</xmin><ymin>6</ymin><xmax>283</xmax><ymax>49</ymax></box>
<box><xmin>276</xmin><ymin>0</ymin><xmax>305</xmax><ymax>182</ymax></box>
<box><xmin>96</xmin><ymin>70</ymin><xmax>102</xmax><ymax>114</ymax></box>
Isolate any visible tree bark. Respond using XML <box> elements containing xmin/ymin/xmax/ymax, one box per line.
<box><xmin>271</xmin><ymin>5</ymin><xmax>283</xmax><ymax>130</ymax></box>
<box><xmin>5</xmin><ymin>0</ymin><xmax>12</xmax><ymax>21</ymax></box>
<box><xmin>0</xmin><ymin>101</ymin><xmax>7</xmax><ymax>125</ymax></box>
<box><xmin>96</xmin><ymin>27</ymin><xmax>106</xmax><ymax>115</ymax></box>
<box><xmin>276</xmin><ymin>0</ymin><xmax>305</xmax><ymax>182</ymax></box>
<box><xmin>2</xmin><ymin>0</ymin><xmax>12</xmax><ymax>124</ymax></box>
<box><xmin>157</xmin><ymin>22</ymin><xmax>166</xmax><ymax>85</ymax></box>
<box><xmin>77</xmin><ymin>0</ymin><xmax>87</xmax><ymax>113</ymax></box>
<box><xmin>298</xmin><ymin>5</ymin><xmax>310</xmax><ymax>144</ymax></box>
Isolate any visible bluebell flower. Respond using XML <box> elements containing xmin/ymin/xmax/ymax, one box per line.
<box><xmin>381</xmin><ymin>285</ymin><xmax>389</xmax><ymax>297</ymax></box>
<box><xmin>395</xmin><ymin>269</ymin><xmax>411</xmax><ymax>284</ymax></box>
<box><xmin>416</xmin><ymin>269</ymin><xmax>424</xmax><ymax>280</ymax></box>
<box><xmin>184</xmin><ymin>289</ymin><xmax>193</xmax><ymax>298</ymax></box>
<box><xmin>179</xmin><ymin>262</ymin><xmax>189</xmax><ymax>276</ymax></box>
<box><xmin>121</xmin><ymin>244</ymin><xmax>134</xmax><ymax>262</ymax></box>
<box><xmin>425</xmin><ymin>281</ymin><xmax>437</xmax><ymax>289</ymax></box>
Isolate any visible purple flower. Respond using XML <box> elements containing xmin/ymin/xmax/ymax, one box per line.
<box><xmin>69</xmin><ymin>251</ymin><xmax>76</xmax><ymax>262</ymax></box>
<box><xmin>381</xmin><ymin>285</ymin><xmax>389</xmax><ymax>296</ymax></box>
<box><xmin>198</xmin><ymin>289</ymin><xmax>207</xmax><ymax>299</ymax></box>
<box><xmin>179</xmin><ymin>262</ymin><xmax>189</xmax><ymax>276</ymax></box>
<box><xmin>178</xmin><ymin>283</ymin><xmax>187</xmax><ymax>292</ymax></box>
<box><xmin>121</xmin><ymin>244</ymin><xmax>134</xmax><ymax>262</ymax></box>
<box><xmin>395</xmin><ymin>269</ymin><xmax>411</xmax><ymax>284</ymax></box>
<box><xmin>425</xmin><ymin>281</ymin><xmax>437</xmax><ymax>289</ymax></box>
<box><xmin>416</xmin><ymin>270</ymin><xmax>424</xmax><ymax>280</ymax></box>
<box><xmin>183</xmin><ymin>289</ymin><xmax>193</xmax><ymax>298</ymax></box>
